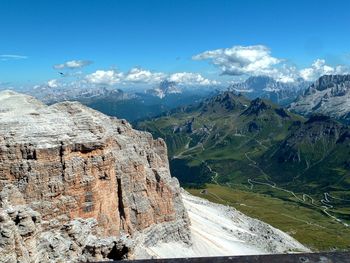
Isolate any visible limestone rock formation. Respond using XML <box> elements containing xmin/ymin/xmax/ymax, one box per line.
<box><xmin>0</xmin><ymin>91</ymin><xmax>190</xmax><ymax>262</ymax></box>
<box><xmin>289</xmin><ymin>75</ymin><xmax>350</xmax><ymax>122</ymax></box>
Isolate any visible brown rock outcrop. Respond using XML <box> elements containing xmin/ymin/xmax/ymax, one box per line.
<box><xmin>0</xmin><ymin>91</ymin><xmax>190</xmax><ymax>262</ymax></box>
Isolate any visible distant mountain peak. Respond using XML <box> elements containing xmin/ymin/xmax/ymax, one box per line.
<box><xmin>230</xmin><ymin>75</ymin><xmax>309</xmax><ymax>106</ymax></box>
<box><xmin>146</xmin><ymin>80</ymin><xmax>182</xmax><ymax>98</ymax></box>
<box><xmin>245</xmin><ymin>75</ymin><xmax>275</xmax><ymax>86</ymax></box>
<box><xmin>159</xmin><ymin>79</ymin><xmax>177</xmax><ymax>89</ymax></box>
<box><xmin>313</xmin><ymin>74</ymin><xmax>350</xmax><ymax>91</ymax></box>
<box><xmin>290</xmin><ymin>74</ymin><xmax>350</xmax><ymax>123</ymax></box>
<box><xmin>25</xmin><ymin>85</ymin><xmax>129</xmax><ymax>104</ymax></box>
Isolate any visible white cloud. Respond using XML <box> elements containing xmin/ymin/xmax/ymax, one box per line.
<box><xmin>273</xmin><ymin>65</ymin><xmax>301</xmax><ymax>83</ymax></box>
<box><xmin>169</xmin><ymin>72</ymin><xmax>219</xmax><ymax>85</ymax></box>
<box><xmin>299</xmin><ymin>59</ymin><xmax>349</xmax><ymax>81</ymax></box>
<box><xmin>54</xmin><ymin>60</ymin><xmax>92</xmax><ymax>70</ymax></box>
<box><xmin>124</xmin><ymin>67</ymin><xmax>166</xmax><ymax>83</ymax></box>
<box><xmin>193</xmin><ymin>45</ymin><xmax>281</xmax><ymax>76</ymax></box>
<box><xmin>193</xmin><ymin>45</ymin><xmax>350</xmax><ymax>82</ymax></box>
<box><xmin>47</xmin><ymin>79</ymin><xmax>58</xmax><ymax>88</ymax></box>
<box><xmin>0</xmin><ymin>54</ymin><xmax>28</xmax><ymax>61</ymax></box>
<box><xmin>84</xmin><ymin>67</ymin><xmax>219</xmax><ymax>87</ymax></box>
<box><xmin>85</xmin><ymin>70</ymin><xmax>123</xmax><ymax>85</ymax></box>
<box><xmin>277</xmin><ymin>75</ymin><xmax>295</xmax><ymax>83</ymax></box>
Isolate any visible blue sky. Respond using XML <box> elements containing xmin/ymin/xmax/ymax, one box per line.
<box><xmin>0</xmin><ymin>0</ymin><xmax>350</xmax><ymax>88</ymax></box>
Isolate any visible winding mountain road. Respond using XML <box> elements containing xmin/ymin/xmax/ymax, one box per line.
<box><xmin>172</xmin><ymin>129</ymin><xmax>349</xmax><ymax>228</ymax></box>
<box><xmin>244</xmin><ymin>151</ymin><xmax>349</xmax><ymax>228</ymax></box>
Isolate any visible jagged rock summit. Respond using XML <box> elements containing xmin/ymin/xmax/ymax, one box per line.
<box><xmin>289</xmin><ymin>75</ymin><xmax>350</xmax><ymax>122</ymax></box>
<box><xmin>0</xmin><ymin>90</ymin><xmax>190</xmax><ymax>262</ymax></box>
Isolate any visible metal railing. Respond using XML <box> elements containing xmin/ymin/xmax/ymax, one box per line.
<box><xmin>104</xmin><ymin>252</ymin><xmax>350</xmax><ymax>263</ymax></box>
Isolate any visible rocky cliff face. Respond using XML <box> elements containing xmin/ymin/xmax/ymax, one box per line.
<box><xmin>0</xmin><ymin>91</ymin><xmax>190</xmax><ymax>262</ymax></box>
<box><xmin>272</xmin><ymin>115</ymin><xmax>346</xmax><ymax>163</ymax></box>
<box><xmin>289</xmin><ymin>75</ymin><xmax>350</xmax><ymax>122</ymax></box>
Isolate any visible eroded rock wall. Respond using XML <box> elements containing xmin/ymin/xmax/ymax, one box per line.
<box><xmin>0</xmin><ymin>91</ymin><xmax>190</xmax><ymax>262</ymax></box>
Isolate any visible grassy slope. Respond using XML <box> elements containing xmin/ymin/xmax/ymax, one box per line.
<box><xmin>138</xmin><ymin>94</ymin><xmax>303</xmax><ymax>185</ymax></box>
<box><xmin>188</xmin><ymin>184</ymin><xmax>350</xmax><ymax>251</ymax></box>
<box><xmin>136</xmin><ymin>92</ymin><xmax>350</xmax><ymax>251</ymax></box>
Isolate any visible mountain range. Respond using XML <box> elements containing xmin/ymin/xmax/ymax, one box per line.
<box><xmin>19</xmin><ymin>74</ymin><xmax>350</xmax><ymax>126</ymax></box>
<box><xmin>230</xmin><ymin>76</ymin><xmax>309</xmax><ymax>106</ymax></box>
<box><xmin>138</xmin><ymin>88</ymin><xmax>350</xmax><ymax>200</ymax></box>
<box><xmin>290</xmin><ymin>75</ymin><xmax>350</xmax><ymax>123</ymax></box>
<box><xmin>2</xmin><ymin>75</ymin><xmax>348</xmax><ymax>258</ymax></box>
<box><xmin>0</xmin><ymin>90</ymin><xmax>307</xmax><ymax>261</ymax></box>
<box><xmin>25</xmin><ymin>82</ymin><xmax>217</xmax><ymax>122</ymax></box>
<box><xmin>28</xmin><ymin>85</ymin><xmax>132</xmax><ymax>104</ymax></box>
<box><xmin>136</xmin><ymin>88</ymin><xmax>350</xmax><ymax>250</ymax></box>
<box><xmin>21</xmin><ymin>75</ymin><xmax>320</xmax><ymax>123</ymax></box>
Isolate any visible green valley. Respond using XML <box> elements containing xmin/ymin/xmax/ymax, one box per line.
<box><xmin>188</xmin><ymin>184</ymin><xmax>350</xmax><ymax>251</ymax></box>
<box><xmin>137</xmin><ymin>91</ymin><xmax>350</xmax><ymax>251</ymax></box>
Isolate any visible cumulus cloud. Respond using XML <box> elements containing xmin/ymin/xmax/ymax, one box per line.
<box><xmin>123</xmin><ymin>68</ymin><xmax>217</xmax><ymax>86</ymax></box>
<box><xmin>0</xmin><ymin>54</ymin><xmax>28</xmax><ymax>61</ymax></box>
<box><xmin>193</xmin><ymin>44</ymin><xmax>350</xmax><ymax>82</ymax></box>
<box><xmin>84</xmin><ymin>67</ymin><xmax>219</xmax><ymax>87</ymax></box>
<box><xmin>299</xmin><ymin>59</ymin><xmax>349</xmax><ymax>81</ymax></box>
<box><xmin>193</xmin><ymin>45</ymin><xmax>281</xmax><ymax>76</ymax></box>
<box><xmin>47</xmin><ymin>79</ymin><xmax>59</xmax><ymax>88</ymax></box>
<box><xmin>54</xmin><ymin>60</ymin><xmax>92</xmax><ymax>70</ymax></box>
<box><xmin>85</xmin><ymin>70</ymin><xmax>123</xmax><ymax>85</ymax></box>
<box><xmin>272</xmin><ymin>64</ymin><xmax>301</xmax><ymax>83</ymax></box>
<box><xmin>124</xmin><ymin>67</ymin><xmax>166</xmax><ymax>83</ymax></box>
<box><xmin>169</xmin><ymin>72</ymin><xmax>219</xmax><ymax>85</ymax></box>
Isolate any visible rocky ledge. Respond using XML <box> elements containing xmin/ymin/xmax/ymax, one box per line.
<box><xmin>0</xmin><ymin>91</ymin><xmax>190</xmax><ymax>262</ymax></box>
